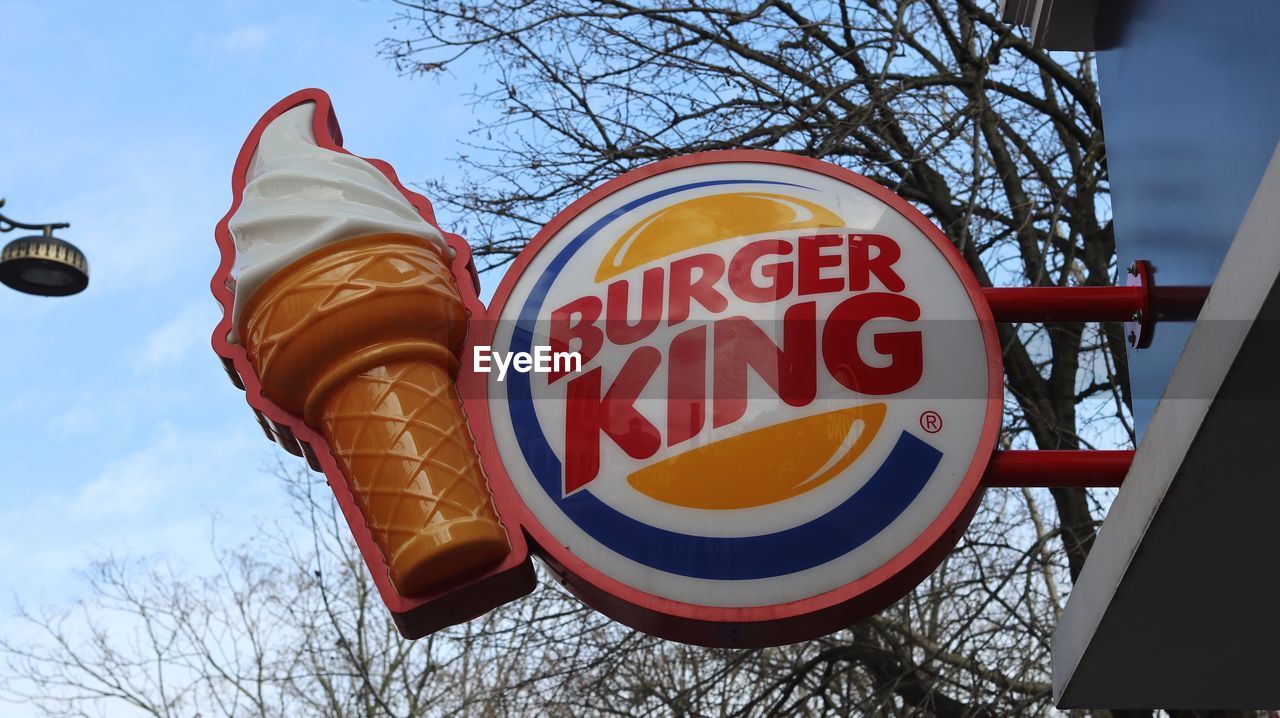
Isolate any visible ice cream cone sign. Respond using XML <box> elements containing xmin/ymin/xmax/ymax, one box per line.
<box><xmin>213</xmin><ymin>89</ymin><xmax>1004</xmax><ymax>648</ymax></box>
<box><xmin>212</xmin><ymin>90</ymin><xmax>535</xmax><ymax>637</ymax></box>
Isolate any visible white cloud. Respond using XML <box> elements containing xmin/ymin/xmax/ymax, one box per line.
<box><xmin>0</xmin><ymin>422</ymin><xmax>281</xmax><ymax>598</ymax></box>
<box><xmin>218</xmin><ymin>25</ymin><xmax>270</xmax><ymax>53</ymax></box>
<box><xmin>48</xmin><ymin>404</ymin><xmax>99</xmax><ymax>435</ymax></box>
<box><xmin>132</xmin><ymin>302</ymin><xmax>219</xmax><ymax>372</ymax></box>
<box><xmin>69</xmin><ymin>443</ymin><xmax>174</xmax><ymax>521</ymax></box>
<box><xmin>66</xmin><ymin>136</ymin><xmax>224</xmax><ymax>296</ymax></box>
<box><xmin>68</xmin><ymin>422</ymin><xmax>262</xmax><ymax>520</ymax></box>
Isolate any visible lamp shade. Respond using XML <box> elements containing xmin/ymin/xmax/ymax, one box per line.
<box><xmin>0</xmin><ymin>233</ymin><xmax>89</xmax><ymax>296</ymax></box>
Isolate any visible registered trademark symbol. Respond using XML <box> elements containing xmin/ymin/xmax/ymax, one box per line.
<box><xmin>920</xmin><ymin>410</ymin><xmax>942</xmax><ymax>433</ymax></box>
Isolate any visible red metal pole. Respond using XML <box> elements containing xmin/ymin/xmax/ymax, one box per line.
<box><xmin>982</xmin><ymin>450</ymin><xmax>1134</xmax><ymax>488</ymax></box>
<box><xmin>982</xmin><ymin>286</ymin><xmax>1146</xmax><ymax>323</ymax></box>
<box><xmin>972</xmin><ymin>267</ymin><xmax>1194</xmax><ymax>487</ymax></box>
<box><xmin>982</xmin><ymin>281</ymin><xmax>1206</xmax><ymax>325</ymax></box>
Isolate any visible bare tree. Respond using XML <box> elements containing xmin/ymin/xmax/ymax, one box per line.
<box><xmin>2</xmin><ymin>464</ymin><xmax>1063</xmax><ymax>717</ymax></box>
<box><xmin>375</xmin><ymin>0</ymin><xmax>1125</xmax><ymax>713</ymax></box>
<box><xmin>0</xmin><ymin>466</ymin><xmax>450</xmax><ymax>718</ymax></box>
<box><xmin>381</xmin><ymin>0</ymin><xmax>1125</xmax><ymax>578</ymax></box>
<box><xmin>0</xmin><ymin>477</ymin><xmax>1248</xmax><ymax>716</ymax></box>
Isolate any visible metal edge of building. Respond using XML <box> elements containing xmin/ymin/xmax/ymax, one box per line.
<box><xmin>1052</xmin><ymin>141</ymin><xmax>1280</xmax><ymax>707</ymax></box>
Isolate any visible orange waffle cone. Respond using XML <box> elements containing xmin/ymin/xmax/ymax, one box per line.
<box><xmin>238</xmin><ymin>233</ymin><xmax>509</xmax><ymax>595</ymax></box>
<box><xmin>320</xmin><ymin>359</ymin><xmax>508</xmax><ymax>593</ymax></box>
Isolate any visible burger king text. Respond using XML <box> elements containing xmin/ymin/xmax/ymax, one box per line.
<box><xmin>547</xmin><ymin>231</ymin><xmax>925</xmax><ymax>493</ymax></box>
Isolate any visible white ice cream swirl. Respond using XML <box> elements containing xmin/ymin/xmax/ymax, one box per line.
<box><xmin>227</xmin><ymin>102</ymin><xmax>447</xmax><ymax>338</ymax></box>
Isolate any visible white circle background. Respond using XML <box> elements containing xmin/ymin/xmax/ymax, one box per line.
<box><xmin>488</xmin><ymin>160</ymin><xmax>992</xmax><ymax>609</ymax></box>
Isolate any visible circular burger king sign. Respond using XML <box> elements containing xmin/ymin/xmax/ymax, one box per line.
<box><xmin>479</xmin><ymin>150</ymin><xmax>1002</xmax><ymax>646</ymax></box>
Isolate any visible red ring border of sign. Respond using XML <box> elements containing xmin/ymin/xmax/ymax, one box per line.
<box><xmin>211</xmin><ymin>88</ymin><xmax>1005</xmax><ymax>647</ymax></box>
<box><xmin>468</xmin><ymin>149</ymin><xmax>1005</xmax><ymax>647</ymax></box>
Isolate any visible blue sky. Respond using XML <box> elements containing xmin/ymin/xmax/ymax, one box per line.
<box><xmin>0</xmin><ymin>1</ymin><xmax>491</xmax><ymax>610</ymax></box>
